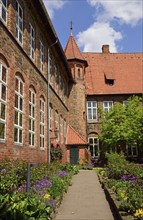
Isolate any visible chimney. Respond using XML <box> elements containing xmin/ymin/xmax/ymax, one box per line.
<box><xmin>102</xmin><ymin>45</ymin><xmax>110</xmax><ymax>53</ymax></box>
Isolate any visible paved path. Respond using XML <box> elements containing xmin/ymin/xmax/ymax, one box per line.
<box><xmin>54</xmin><ymin>170</ymin><xmax>115</xmax><ymax>220</ymax></box>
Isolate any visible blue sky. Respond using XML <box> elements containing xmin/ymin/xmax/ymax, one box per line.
<box><xmin>43</xmin><ymin>0</ymin><xmax>143</xmax><ymax>53</ymax></box>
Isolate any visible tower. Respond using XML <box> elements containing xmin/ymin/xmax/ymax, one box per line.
<box><xmin>65</xmin><ymin>26</ymin><xmax>88</xmax><ymax>140</ymax></box>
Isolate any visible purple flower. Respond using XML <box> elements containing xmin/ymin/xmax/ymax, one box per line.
<box><xmin>57</xmin><ymin>170</ymin><xmax>68</xmax><ymax>177</ymax></box>
<box><xmin>121</xmin><ymin>175</ymin><xmax>137</xmax><ymax>183</ymax></box>
<box><xmin>17</xmin><ymin>183</ymin><xmax>26</xmax><ymax>191</ymax></box>
<box><xmin>32</xmin><ymin>178</ymin><xmax>52</xmax><ymax>196</ymax></box>
<box><xmin>1</xmin><ymin>169</ymin><xmax>6</xmax><ymax>175</ymax></box>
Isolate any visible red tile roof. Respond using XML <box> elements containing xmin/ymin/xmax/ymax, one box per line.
<box><xmin>65</xmin><ymin>36</ymin><xmax>87</xmax><ymax>66</ymax></box>
<box><xmin>82</xmin><ymin>52</ymin><xmax>143</xmax><ymax>95</ymax></box>
<box><xmin>66</xmin><ymin>125</ymin><xmax>87</xmax><ymax>145</ymax></box>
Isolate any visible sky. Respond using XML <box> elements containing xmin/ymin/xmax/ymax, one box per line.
<box><xmin>43</xmin><ymin>0</ymin><xmax>143</xmax><ymax>53</ymax></box>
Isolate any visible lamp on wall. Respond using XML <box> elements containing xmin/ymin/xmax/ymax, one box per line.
<box><xmin>47</xmin><ymin>38</ymin><xmax>58</xmax><ymax>164</ymax></box>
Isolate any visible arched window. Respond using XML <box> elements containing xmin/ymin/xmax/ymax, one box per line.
<box><xmin>40</xmin><ymin>97</ymin><xmax>45</xmax><ymax>148</ymax></box>
<box><xmin>29</xmin><ymin>88</ymin><xmax>36</xmax><ymax>147</ymax></box>
<box><xmin>0</xmin><ymin>62</ymin><xmax>7</xmax><ymax>141</ymax></box>
<box><xmin>14</xmin><ymin>75</ymin><xmax>24</xmax><ymax>144</ymax></box>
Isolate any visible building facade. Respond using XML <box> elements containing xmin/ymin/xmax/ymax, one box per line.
<box><xmin>0</xmin><ymin>0</ymin><xmax>142</xmax><ymax>164</ymax></box>
<box><xmin>0</xmin><ymin>0</ymin><xmax>73</xmax><ymax>163</ymax></box>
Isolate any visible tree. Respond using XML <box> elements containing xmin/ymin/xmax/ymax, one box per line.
<box><xmin>100</xmin><ymin>96</ymin><xmax>143</xmax><ymax>152</ymax></box>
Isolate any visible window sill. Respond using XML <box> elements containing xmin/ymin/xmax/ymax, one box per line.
<box><xmin>40</xmin><ymin>147</ymin><xmax>46</xmax><ymax>151</ymax></box>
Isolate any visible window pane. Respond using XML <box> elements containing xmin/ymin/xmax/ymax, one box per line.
<box><xmin>14</xmin><ymin>127</ymin><xmax>18</xmax><ymax>142</ymax></box>
<box><xmin>89</xmin><ymin>138</ymin><xmax>93</xmax><ymax>144</ymax></box>
<box><xmin>93</xmin><ymin>109</ymin><xmax>97</xmax><ymax>119</ymax></box>
<box><xmin>32</xmin><ymin>120</ymin><xmax>34</xmax><ymax>131</ymax></box>
<box><xmin>15</xmin><ymin>94</ymin><xmax>18</xmax><ymax>108</ymax></box>
<box><xmin>1</xmin><ymin>103</ymin><xmax>6</xmax><ymax>120</ymax></box>
<box><xmin>2</xmin><ymin>66</ymin><xmax>6</xmax><ymax>82</ymax></box>
<box><xmin>88</xmin><ymin>102</ymin><xmax>91</xmax><ymax>107</ymax></box>
<box><xmin>1</xmin><ymin>84</ymin><xmax>6</xmax><ymax>101</ymax></box>
<box><xmin>2</xmin><ymin>8</ymin><xmax>6</xmax><ymax>22</ymax></box>
<box><xmin>0</xmin><ymin>123</ymin><xmax>5</xmax><ymax>139</ymax></box>
<box><xmin>19</xmin><ymin>129</ymin><xmax>22</xmax><ymax>143</ymax></box>
<box><xmin>19</xmin><ymin>113</ymin><xmax>22</xmax><ymax>126</ymax></box>
<box><xmin>20</xmin><ymin>97</ymin><xmax>23</xmax><ymax>111</ymax></box>
<box><xmin>93</xmin><ymin>102</ymin><xmax>97</xmax><ymax>107</ymax></box>
<box><xmin>32</xmin><ymin>134</ymin><xmax>34</xmax><ymax>146</ymax></box>
<box><xmin>15</xmin><ymin>78</ymin><xmax>18</xmax><ymax>91</ymax></box>
<box><xmin>14</xmin><ymin>111</ymin><xmax>18</xmax><ymax>124</ymax></box>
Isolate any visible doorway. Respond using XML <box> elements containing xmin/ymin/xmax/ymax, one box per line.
<box><xmin>70</xmin><ymin>146</ymin><xmax>79</xmax><ymax>164</ymax></box>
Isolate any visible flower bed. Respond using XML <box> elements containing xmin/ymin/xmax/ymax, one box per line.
<box><xmin>0</xmin><ymin>160</ymin><xmax>79</xmax><ymax>220</ymax></box>
<box><xmin>96</xmin><ymin>153</ymin><xmax>143</xmax><ymax>220</ymax></box>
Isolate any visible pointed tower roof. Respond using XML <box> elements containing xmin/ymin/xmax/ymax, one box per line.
<box><xmin>66</xmin><ymin>125</ymin><xmax>87</xmax><ymax>145</ymax></box>
<box><xmin>65</xmin><ymin>35</ymin><xmax>88</xmax><ymax>67</ymax></box>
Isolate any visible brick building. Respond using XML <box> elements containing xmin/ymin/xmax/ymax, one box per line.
<box><xmin>0</xmin><ymin>0</ymin><xmax>143</xmax><ymax>164</ymax></box>
<box><xmin>0</xmin><ymin>0</ymin><xmax>73</xmax><ymax>163</ymax></box>
<box><xmin>65</xmin><ymin>34</ymin><xmax>143</xmax><ymax>164</ymax></box>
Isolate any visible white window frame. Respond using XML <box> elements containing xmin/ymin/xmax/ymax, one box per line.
<box><xmin>30</xmin><ymin>24</ymin><xmax>35</xmax><ymax>60</ymax></box>
<box><xmin>123</xmin><ymin>101</ymin><xmax>128</xmax><ymax>106</ymax></box>
<box><xmin>88</xmin><ymin>137</ymin><xmax>99</xmax><ymax>159</ymax></box>
<box><xmin>55</xmin><ymin>111</ymin><xmax>59</xmax><ymax>141</ymax></box>
<box><xmin>103</xmin><ymin>101</ymin><xmax>113</xmax><ymax>113</ymax></box>
<box><xmin>126</xmin><ymin>143</ymin><xmax>138</xmax><ymax>157</ymax></box>
<box><xmin>40</xmin><ymin>97</ymin><xmax>45</xmax><ymax>148</ymax></box>
<box><xmin>0</xmin><ymin>0</ymin><xmax>8</xmax><ymax>24</ymax></box>
<box><xmin>14</xmin><ymin>76</ymin><xmax>24</xmax><ymax>144</ymax></box>
<box><xmin>16</xmin><ymin>1</ymin><xmax>23</xmax><ymax>44</ymax></box>
<box><xmin>40</xmin><ymin>41</ymin><xmax>44</xmax><ymax>73</ymax></box>
<box><xmin>0</xmin><ymin>62</ymin><xmax>7</xmax><ymax>141</ymax></box>
<box><xmin>29</xmin><ymin>88</ymin><xmax>35</xmax><ymax>147</ymax></box>
<box><xmin>87</xmin><ymin>101</ymin><xmax>97</xmax><ymax>121</ymax></box>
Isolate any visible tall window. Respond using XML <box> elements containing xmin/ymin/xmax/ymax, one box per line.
<box><xmin>60</xmin><ymin>116</ymin><xmax>63</xmax><ymax>143</ymax></box>
<box><xmin>0</xmin><ymin>62</ymin><xmax>7</xmax><ymax>141</ymax></box>
<box><xmin>49</xmin><ymin>104</ymin><xmax>52</xmax><ymax>130</ymax></box>
<box><xmin>103</xmin><ymin>101</ymin><xmax>113</xmax><ymax>112</ymax></box>
<box><xmin>87</xmin><ymin>101</ymin><xmax>97</xmax><ymax>121</ymax></box>
<box><xmin>29</xmin><ymin>89</ymin><xmax>35</xmax><ymax>147</ymax></box>
<box><xmin>88</xmin><ymin>137</ymin><xmax>99</xmax><ymax>158</ymax></box>
<box><xmin>40</xmin><ymin>41</ymin><xmax>44</xmax><ymax>72</ymax></box>
<box><xmin>55</xmin><ymin>111</ymin><xmax>59</xmax><ymax>141</ymax></box>
<box><xmin>30</xmin><ymin>24</ymin><xmax>35</xmax><ymax>60</ymax></box>
<box><xmin>40</xmin><ymin>97</ymin><xmax>45</xmax><ymax>148</ymax></box>
<box><xmin>14</xmin><ymin>76</ymin><xmax>24</xmax><ymax>144</ymax></box>
<box><xmin>0</xmin><ymin>0</ymin><xmax>8</xmax><ymax>23</ymax></box>
<box><xmin>16</xmin><ymin>1</ymin><xmax>23</xmax><ymax>44</ymax></box>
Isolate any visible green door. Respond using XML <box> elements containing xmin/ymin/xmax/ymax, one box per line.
<box><xmin>70</xmin><ymin>146</ymin><xmax>79</xmax><ymax>164</ymax></box>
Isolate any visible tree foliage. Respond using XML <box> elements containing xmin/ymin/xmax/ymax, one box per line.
<box><xmin>100</xmin><ymin>96</ymin><xmax>143</xmax><ymax>151</ymax></box>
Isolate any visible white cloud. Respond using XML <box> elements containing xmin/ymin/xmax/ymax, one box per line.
<box><xmin>77</xmin><ymin>22</ymin><xmax>122</xmax><ymax>52</ymax></box>
<box><xmin>87</xmin><ymin>0</ymin><xmax>143</xmax><ymax>26</ymax></box>
<box><xmin>77</xmin><ymin>0</ymin><xmax>142</xmax><ymax>52</ymax></box>
<box><xmin>43</xmin><ymin>0</ymin><xmax>67</xmax><ymax>19</ymax></box>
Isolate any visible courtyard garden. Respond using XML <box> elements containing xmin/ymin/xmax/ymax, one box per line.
<box><xmin>97</xmin><ymin>152</ymin><xmax>143</xmax><ymax>220</ymax></box>
<box><xmin>0</xmin><ymin>159</ymin><xmax>79</xmax><ymax>220</ymax></box>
